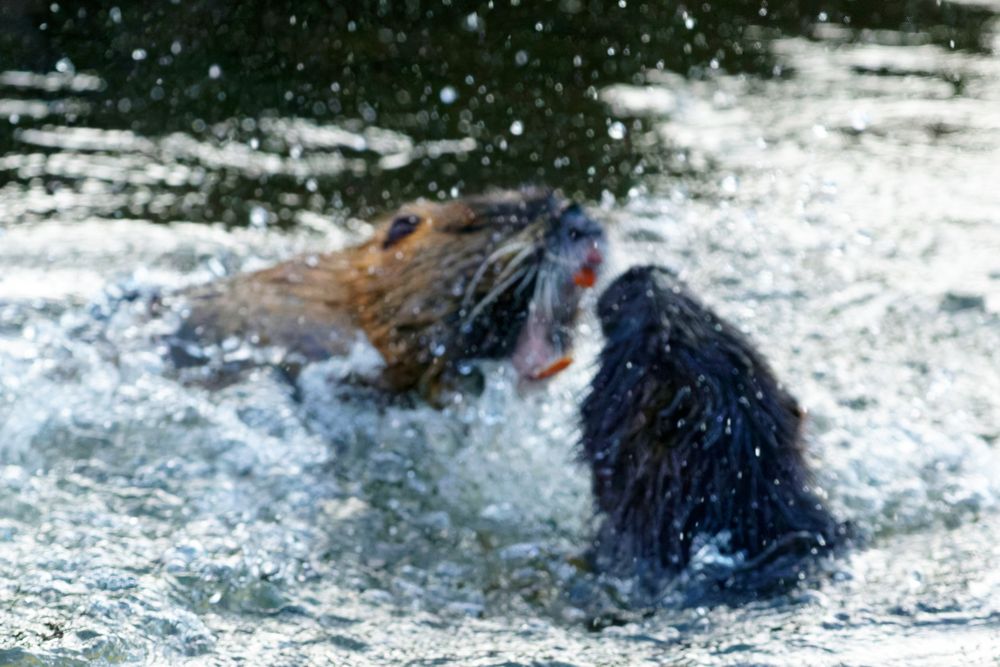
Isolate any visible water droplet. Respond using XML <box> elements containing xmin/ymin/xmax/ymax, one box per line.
<box><xmin>607</xmin><ymin>121</ymin><xmax>626</xmax><ymax>140</ymax></box>
<box><xmin>249</xmin><ymin>206</ymin><xmax>269</xmax><ymax>229</ymax></box>
<box><xmin>439</xmin><ymin>86</ymin><xmax>457</xmax><ymax>105</ymax></box>
<box><xmin>509</xmin><ymin>120</ymin><xmax>524</xmax><ymax>136</ymax></box>
<box><xmin>208</xmin><ymin>64</ymin><xmax>222</xmax><ymax>80</ymax></box>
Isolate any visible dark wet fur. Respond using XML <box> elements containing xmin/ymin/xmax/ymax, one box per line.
<box><xmin>581</xmin><ymin>266</ymin><xmax>846</xmax><ymax>596</ymax></box>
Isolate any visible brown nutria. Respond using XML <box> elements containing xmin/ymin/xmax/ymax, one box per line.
<box><xmin>581</xmin><ymin>266</ymin><xmax>844</xmax><ymax>591</ymax></box>
<box><xmin>169</xmin><ymin>189</ymin><xmax>605</xmax><ymax>401</ymax></box>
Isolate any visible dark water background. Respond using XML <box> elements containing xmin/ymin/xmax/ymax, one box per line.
<box><xmin>2</xmin><ymin>0</ymin><xmax>995</xmax><ymax>221</ymax></box>
<box><xmin>2</xmin><ymin>1</ymin><xmax>1000</xmax><ymax>665</ymax></box>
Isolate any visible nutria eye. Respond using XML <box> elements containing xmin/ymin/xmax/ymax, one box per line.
<box><xmin>560</xmin><ymin>204</ymin><xmax>597</xmax><ymax>243</ymax></box>
<box><xmin>384</xmin><ymin>214</ymin><xmax>421</xmax><ymax>249</ymax></box>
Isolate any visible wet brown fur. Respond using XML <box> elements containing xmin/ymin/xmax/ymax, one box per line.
<box><xmin>177</xmin><ymin>190</ymin><xmax>571</xmax><ymax>398</ymax></box>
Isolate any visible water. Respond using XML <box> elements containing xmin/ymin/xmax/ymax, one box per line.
<box><xmin>2</xmin><ymin>2</ymin><xmax>1000</xmax><ymax>664</ymax></box>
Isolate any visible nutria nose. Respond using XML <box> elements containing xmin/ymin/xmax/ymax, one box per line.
<box><xmin>586</xmin><ymin>245</ymin><xmax>603</xmax><ymax>266</ymax></box>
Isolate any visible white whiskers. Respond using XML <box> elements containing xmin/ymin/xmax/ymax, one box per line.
<box><xmin>461</xmin><ymin>238</ymin><xmax>532</xmax><ymax>310</ymax></box>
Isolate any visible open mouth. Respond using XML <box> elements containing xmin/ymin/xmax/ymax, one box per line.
<box><xmin>573</xmin><ymin>266</ymin><xmax>597</xmax><ymax>288</ymax></box>
<box><xmin>573</xmin><ymin>244</ymin><xmax>604</xmax><ymax>289</ymax></box>
<box><xmin>511</xmin><ymin>305</ymin><xmax>573</xmax><ymax>381</ymax></box>
<box><xmin>512</xmin><ymin>252</ymin><xmax>602</xmax><ymax>383</ymax></box>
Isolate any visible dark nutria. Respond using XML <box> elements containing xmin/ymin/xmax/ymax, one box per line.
<box><xmin>581</xmin><ymin>265</ymin><xmax>843</xmax><ymax>590</ymax></box>
<box><xmin>170</xmin><ymin>189</ymin><xmax>605</xmax><ymax>401</ymax></box>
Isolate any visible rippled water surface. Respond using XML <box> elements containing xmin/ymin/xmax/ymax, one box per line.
<box><xmin>2</xmin><ymin>3</ymin><xmax>1000</xmax><ymax>665</ymax></box>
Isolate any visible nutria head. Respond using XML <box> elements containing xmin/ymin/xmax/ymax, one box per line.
<box><xmin>352</xmin><ymin>188</ymin><xmax>605</xmax><ymax>397</ymax></box>
<box><xmin>582</xmin><ymin>266</ymin><xmax>841</xmax><ymax>587</ymax></box>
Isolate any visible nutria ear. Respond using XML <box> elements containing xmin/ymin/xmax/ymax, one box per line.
<box><xmin>383</xmin><ymin>214</ymin><xmax>422</xmax><ymax>249</ymax></box>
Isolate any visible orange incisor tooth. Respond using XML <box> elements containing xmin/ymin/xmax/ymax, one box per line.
<box><xmin>533</xmin><ymin>355</ymin><xmax>573</xmax><ymax>380</ymax></box>
<box><xmin>573</xmin><ymin>267</ymin><xmax>597</xmax><ymax>288</ymax></box>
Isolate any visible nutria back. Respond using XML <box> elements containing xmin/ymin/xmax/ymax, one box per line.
<box><xmin>582</xmin><ymin>266</ymin><xmax>844</xmax><ymax>591</ymax></box>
